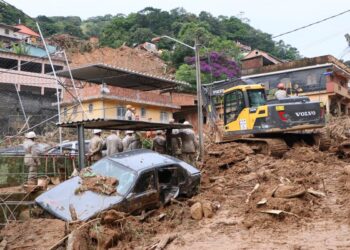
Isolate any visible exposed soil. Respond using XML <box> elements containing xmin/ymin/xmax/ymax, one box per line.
<box><xmin>3</xmin><ymin>118</ymin><xmax>350</xmax><ymax>249</ymax></box>
<box><xmin>0</xmin><ymin>219</ymin><xmax>66</xmax><ymax>250</ymax></box>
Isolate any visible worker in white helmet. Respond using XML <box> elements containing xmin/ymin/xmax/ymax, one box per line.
<box><xmin>169</xmin><ymin>119</ymin><xmax>182</xmax><ymax>157</ymax></box>
<box><xmin>106</xmin><ymin>130</ymin><xmax>123</xmax><ymax>156</ymax></box>
<box><xmin>122</xmin><ymin>130</ymin><xmax>134</xmax><ymax>151</ymax></box>
<box><xmin>177</xmin><ymin>121</ymin><xmax>198</xmax><ymax>166</ymax></box>
<box><xmin>88</xmin><ymin>129</ymin><xmax>103</xmax><ymax>163</ymax></box>
<box><xmin>23</xmin><ymin>131</ymin><xmax>40</xmax><ymax>184</ymax></box>
<box><xmin>152</xmin><ymin>130</ymin><xmax>166</xmax><ymax>154</ymax></box>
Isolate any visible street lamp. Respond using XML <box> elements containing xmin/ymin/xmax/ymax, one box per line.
<box><xmin>152</xmin><ymin>35</ymin><xmax>204</xmax><ymax>160</ymax></box>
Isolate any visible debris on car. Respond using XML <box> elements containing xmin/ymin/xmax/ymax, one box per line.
<box><xmin>35</xmin><ymin>149</ymin><xmax>201</xmax><ymax>221</ymax></box>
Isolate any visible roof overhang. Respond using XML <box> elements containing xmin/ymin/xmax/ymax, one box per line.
<box><xmin>58</xmin><ymin>118</ymin><xmax>192</xmax><ymax>131</ymax></box>
<box><xmin>54</xmin><ymin>63</ymin><xmax>190</xmax><ymax>91</ymax></box>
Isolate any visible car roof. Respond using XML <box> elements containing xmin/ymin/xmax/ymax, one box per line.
<box><xmin>108</xmin><ymin>149</ymin><xmax>199</xmax><ymax>173</ymax></box>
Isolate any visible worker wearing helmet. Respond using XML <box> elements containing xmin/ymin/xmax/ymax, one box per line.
<box><xmin>106</xmin><ymin>130</ymin><xmax>123</xmax><ymax>156</ymax></box>
<box><xmin>122</xmin><ymin>130</ymin><xmax>134</xmax><ymax>151</ymax></box>
<box><xmin>152</xmin><ymin>130</ymin><xmax>166</xmax><ymax>154</ymax></box>
<box><xmin>176</xmin><ymin>121</ymin><xmax>198</xmax><ymax>166</ymax></box>
<box><xmin>125</xmin><ymin>105</ymin><xmax>135</xmax><ymax>121</ymax></box>
<box><xmin>23</xmin><ymin>131</ymin><xmax>40</xmax><ymax>184</ymax></box>
<box><xmin>169</xmin><ymin>119</ymin><xmax>182</xmax><ymax>157</ymax></box>
<box><xmin>88</xmin><ymin>129</ymin><xmax>103</xmax><ymax>163</ymax></box>
<box><xmin>274</xmin><ymin>83</ymin><xmax>288</xmax><ymax>99</ymax></box>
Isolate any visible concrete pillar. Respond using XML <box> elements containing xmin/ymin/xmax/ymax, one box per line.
<box><xmin>41</xmin><ymin>87</ymin><xmax>45</xmax><ymax>95</ymax></box>
<box><xmin>337</xmin><ymin>101</ymin><xmax>342</xmax><ymax>117</ymax></box>
<box><xmin>326</xmin><ymin>97</ymin><xmax>330</xmax><ymax>115</ymax></box>
<box><xmin>41</xmin><ymin>63</ymin><xmax>45</xmax><ymax>74</ymax></box>
<box><xmin>17</xmin><ymin>60</ymin><xmax>21</xmax><ymax>71</ymax></box>
<box><xmin>77</xmin><ymin>124</ymin><xmax>85</xmax><ymax>170</ymax></box>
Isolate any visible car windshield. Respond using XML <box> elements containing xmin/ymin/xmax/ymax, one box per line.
<box><xmin>91</xmin><ymin>159</ymin><xmax>137</xmax><ymax>196</ymax></box>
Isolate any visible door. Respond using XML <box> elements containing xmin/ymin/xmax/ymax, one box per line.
<box><xmin>224</xmin><ymin>90</ymin><xmax>249</xmax><ymax>132</ymax></box>
<box><xmin>127</xmin><ymin>170</ymin><xmax>159</xmax><ymax>214</ymax></box>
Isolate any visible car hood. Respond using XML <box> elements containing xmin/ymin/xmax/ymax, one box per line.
<box><xmin>35</xmin><ymin>177</ymin><xmax>123</xmax><ymax>221</ymax></box>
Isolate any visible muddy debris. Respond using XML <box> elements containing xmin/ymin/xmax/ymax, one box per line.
<box><xmin>75</xmin><ymin>172</ymin><xmax>119</xmax><ymax>196</ymax></box>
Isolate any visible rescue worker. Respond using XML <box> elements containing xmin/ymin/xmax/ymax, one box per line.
<box><xmin>177</xmin><ymin>121</ymin><xmax>198</xmax><ymax>166</ymax></box>
<box><xmin>23</xmin><ymin>131</ymin><xmax>40</xmax><ymax>184</ymax></box>
<box><xmin>106</xmin><ymin>130</ymin><xmax>123</xmax><ymax>156</ymax></box>
<box><xmin>131</xmin><ymin>107</ymin><xmax>138</xmax><ymax>120</ymax></box>
<box><xmin>169</xmin><ymin>119</ymin><xmax>182</xmax><ymax>157</ymax></box>
<box><xmin>274</xmin><ymin>83</ymin><xmax>288</xmax><ymax>99</ymax></box>
<box><xmin>122</xmin><ymin>130</ymin><xmax>134</xmax><ymax>151</ymax></box>
<box><xmin>125</xmin><ymin>105</ymin><xmax>135</xmax><ymax>120</ymax></box>
<box><xmin>129</xmin><ymin>132</ymin><xmax>142</xmax><ymax>150</ymax></box>
<box><xmin>88</xmin><ymin>129</ymin><xmax>103</xmax><ymax>163</ymax></box>
<box><xmin>152</xmin><ymin>130</ymin><xmax>166</xmax><ymax>154</ymax></box>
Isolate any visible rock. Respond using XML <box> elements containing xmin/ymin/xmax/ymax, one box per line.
<box><xmin>202</xmin><ymin>201</ymin><xmax>214</xmax><ymax>218</ymax></box>
<box><xmin>344</xmin><ymin>165</ymin><xmax>350</xmax><ymax>175</ymax></box>
<box><xmin>190</xmin><ymin>202</ymin><xmax>203</xmax><ymax>220</ymax></box>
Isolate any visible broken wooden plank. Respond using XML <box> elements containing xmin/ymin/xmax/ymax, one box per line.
<box><xmin>245</xmin><ymin>183</ymin><xmax>260</xmax><ymax>203</ymax></box>
<box><xmin>307</xmin><ymin>188</ymin><xmax>326</xmax><ymax>198</ymax></box>
<box><xmin>155</xmin><ymin>234</ymin><xmax>177</xmax><ymax>250</ymax></box>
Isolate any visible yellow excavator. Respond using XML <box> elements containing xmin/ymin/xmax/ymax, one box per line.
<box><xmin>203</xmin><ymin>81</ymin><xmax>330</xmax><ymax>156</ymax></box>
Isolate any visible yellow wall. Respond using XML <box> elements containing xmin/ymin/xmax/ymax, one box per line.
<box><xmin>62</xmin><ymin>99</ymin><xmax>175</xmax><ymax>123</ymax></box>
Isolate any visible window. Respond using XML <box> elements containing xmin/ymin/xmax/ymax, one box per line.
<box><xmin>224</xmin><ymin>90</ymin><xmax>245</xmax><ymax>124</ymax></box>
<box><xmin>5</xmin><ymin>29</ymin><xmax>9</xmax><ymax>35</ymax></box>
<box><xmin>160</xmin><ymin>111</ymin><xmax>169</xmax><ymax>122</ymax></box>
<box><xmin>247</xmin><ymin>90</ymin><xmax>266</xmax><ymax>108</ymax></box>
<box><xmin>141</xmin><ymin>107</ymin><xmax>146</xmax><ymax>118</ymax></box>
<box><xmin>88</xmin><ymin>103</ymin><xmax>93</xmax><ymax>113</ymax></box>
<box><xmin>134</xmin><ymin>171</ymin><xmax>156</xmax><ymax>194</ymax></box>
<box><xmin>117</xmin><ymin>106</ymin><xmax>126</xmax><ymax>119</ymax></box>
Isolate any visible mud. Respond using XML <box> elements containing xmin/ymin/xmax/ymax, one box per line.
<box><xmin>3</xmin><ymin>126</ymin><xmax>350</xmax><ymax>249</ymax></box>
<box><xmin>0</xmin><ymin>219</ymin><xmax>65</xmax><ymax>250</ymax></box>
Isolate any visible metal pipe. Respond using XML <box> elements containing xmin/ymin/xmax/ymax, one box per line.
<box><xmin>77</xmin><ymin>124</ymin><xmax>85</xmax><ymax>170</ymax></box>
<box><xmin>36</xmin><ymin>22</ymin><xmax>63</xmax><ymax>153</ymax></box>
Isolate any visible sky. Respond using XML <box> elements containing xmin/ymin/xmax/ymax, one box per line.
<box><xmin>4</xmin><ymin>0</ymin><xmax>350</xmax><ymax>59</ymax></box>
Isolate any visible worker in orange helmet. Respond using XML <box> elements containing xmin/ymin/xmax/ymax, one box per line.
<box><xmin>274</xmin><ymin>83</ymin><xmax>288</xmax><ymax>99</ymax></box>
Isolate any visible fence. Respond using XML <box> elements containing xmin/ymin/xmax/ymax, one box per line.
<box><xmin>0</xmin><ymin>154</ymin><xmax>79</xmax><ymax>187</ymax></box>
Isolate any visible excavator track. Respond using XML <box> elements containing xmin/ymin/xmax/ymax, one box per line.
<box><xmin>235</xmin><ymin>138</ymin><xmax>289</xmax><ymax>157</ymax></box>
<box><xmin>313</xmin><ymin>132</ymin><xmax>331</xmax><ymax>151</ymax></box>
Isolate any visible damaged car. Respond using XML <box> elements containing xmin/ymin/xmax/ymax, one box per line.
<box><xmin>35</xmin><ymin>149</ymin><xmax>201</xmax><ymax>221</ymax></box>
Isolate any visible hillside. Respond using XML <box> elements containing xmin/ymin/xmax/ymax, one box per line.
<box><xmin>1</xmin><ymin>2</ymin><xmax>301</xmax><ymax>86</ymax></box>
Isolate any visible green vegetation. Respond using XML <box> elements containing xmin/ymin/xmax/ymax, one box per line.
<box><xmin>1</xmin><ymin>2</ymin><xmax>301</xmax><ymax>86</ymax></box>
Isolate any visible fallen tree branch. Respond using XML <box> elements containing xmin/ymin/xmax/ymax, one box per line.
<box><xmin>245</xmin><ymin>183</ymin><xmax>260</xmax><ymax>203</ymax></box>
<box><xmin>155</xmin><ymin>234</ymin><xmax>177</xmax><ymax>250</ymax></box>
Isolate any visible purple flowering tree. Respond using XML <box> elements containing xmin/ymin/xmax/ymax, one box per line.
<box><xmin>185</xmin><ymin>51</ymin><xmax>240</xmax><ymax>79</ymax></box>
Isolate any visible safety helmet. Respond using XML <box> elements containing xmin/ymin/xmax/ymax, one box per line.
<box><xmin>169</xmin><ymin>118</ymin><xmax>175</xmax><ymax>124</ymax></box>
<box><xmin>126</xmin><ymin>130</ymin><xmax>134</xmax><ymax>134</ymax></box>
<box><xmin>93</xmin><ymin>129</ymin><xmax>102</xmax><ymax>134</ymax></box>
<box><xmin>25</xmin><ymin>131</ymin><xmax>36</xmax><ymax>139</ymax></box>
<box><xmin>126</xmin><ymin>105</ymin><xmax>132</xmax><ymax>109</ymax></box>
<box><xmin>156</xmin><ymin>130</ymin><xmax>163</xmax><ymax>135</ymax></box>
<box><xmin>183</xmin><ymin>121</ymin><xmax>190</xmax><ymax>125</ymax></box>
<box><xmin>277</xmin><ymin>83</ymin><xmax>285</xmax><ymax>90</ymax></box>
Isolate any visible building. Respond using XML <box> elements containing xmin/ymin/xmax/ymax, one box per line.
<box><xmin>0</xmin><ymin>23</ymin><xmax>21</xmax><ymax>44</ymax></box>
<box><xmin>0</xmin><ymin>50</ymin><xmax>66</xmax><ymax>135</ymax></box>
<box><xmin>241</xmin><ymin>49</ymin><xmax>283</xmax><ymax>75</ymax></box>
<box><xmin>61</xmin><ymin>84</ymin><xmax>181</xmax><ymax>123</ymax></box>
<box><xmin>243</xmin><ymin>55</ymin><xmax>350</xmax><ymax>115</ymax></box>
<box><xmin>13</xmin><ymin>24</ymin><xmax>40</xmax><ymax>44</ymax></box>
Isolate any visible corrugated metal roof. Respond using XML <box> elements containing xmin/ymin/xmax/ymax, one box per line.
<box><xmin>54</xmin><ymin>63</ymin><xmax>190</xmax><ymax>91</ymax></box>
<box><xmin>58</xmin><ymin>118</ymin><xmax>192</xmax><ymax>131</ymax></box>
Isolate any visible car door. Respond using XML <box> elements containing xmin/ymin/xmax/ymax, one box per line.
<box><xmin>126</xmin><ymin>169</ymin><xmax>159</xmax><ymax>214</ymax></box>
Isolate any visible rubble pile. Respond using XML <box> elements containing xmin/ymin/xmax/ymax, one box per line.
<box><xmin>75</xmin><ymin>170</ymin><xmax>119</xmax><ymax>195</ymax></box>
<box><xmin>324</xmin><ymin>116</ymin><xmax>350</xmax><ymax>144</ymax></box>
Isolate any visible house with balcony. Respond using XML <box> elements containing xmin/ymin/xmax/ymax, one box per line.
<box><xmin>242</xmin><ymin>55</ymin><xmax>350</xmax><ymax>115</ymax></box>
<box><xmin>58</xmin><ymin>64</ymin><xmax>186</xmax><ymax>124</ymax></box>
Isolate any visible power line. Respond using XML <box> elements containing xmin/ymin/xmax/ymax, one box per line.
<box><xmin>273</xmin><ymin>9</ymin><xmax>350</xmax><ymax>39</ymax></box>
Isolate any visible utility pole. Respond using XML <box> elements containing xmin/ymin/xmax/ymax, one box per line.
<box><xmin>194</xmin><ymin>38</ymin><xmax>204</xmax><ymax>160</ymax></box>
